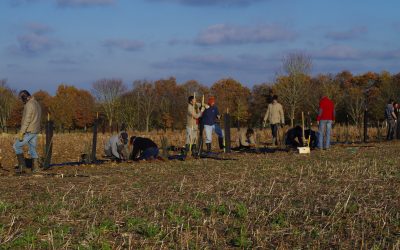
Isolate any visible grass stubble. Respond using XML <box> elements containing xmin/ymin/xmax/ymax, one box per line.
<box><xmin>0</xmin><ymin>133</ymin><xmax>399</xmax><ymax>249</ymax></box>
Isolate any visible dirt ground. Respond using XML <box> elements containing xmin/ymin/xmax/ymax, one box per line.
<box><xmin>0</xmin><ymin>133</ymin><xmax>399</xmax><ymax>249</ymax></box>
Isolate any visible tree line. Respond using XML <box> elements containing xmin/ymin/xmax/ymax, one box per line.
<box><xmin>1</xmin><ymin>55</ymin><xmax>400</xmax><ymax>133</ymax></box>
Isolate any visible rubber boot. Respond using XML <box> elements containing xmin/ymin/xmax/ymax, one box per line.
<box><xmin>15</xmin><ymin>154</ymin><xmax>27</xmax><ymax>174</ymax></box>
<box><xmin>218</xmin><ymin>137</ymin><xmax>224</xmax><ymax>150</ymax></box>
<box><xmin>206</xmin><ymin>143</ymin><xmax>211</xmax><ymax>153</ymax></box>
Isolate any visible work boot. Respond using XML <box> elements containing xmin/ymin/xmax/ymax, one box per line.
<box><xmin>15</xmin><ymin>154</ymin><xmax>27</xmax><ymax>174</ymax></box>
<box><xmin>206</xmin><ymin>143</ymin><xmax>211</xmax><ymax>153</ymax></box>
<box><xmin>191</xmin><ymin>144</ymin><xmax>197</xmax><ymax>156</ymax></box>
<box><xmin>218</xmin><ymin>137</ymin><xmax>224</xmax><ymax>150</ymax></box>
<box><xmin>184</xmin><ymin>144</ymin><xmax>190</xmax><ymax>156</ymax></box>
<box><xmin>31</xmin><ymin>158</ymin><xmax>42</xmax><ymax>173</ymax></box>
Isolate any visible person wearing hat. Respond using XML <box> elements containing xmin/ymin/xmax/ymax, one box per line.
<box><xmin>129</xmin><ymin>136</ymin><xmax>159</xmax><ymax>161</ymax></box>
<box><xmin>104</xmin><ymin>131</ymin><xmax>129</xmax><ymax>161</ymax></box>
<box><xmin>201</xmin><ymin>96</ymin><xmax>224</xmax><ymax>152</ymax></box>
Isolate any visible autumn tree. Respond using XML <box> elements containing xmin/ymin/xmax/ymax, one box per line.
<box><xmin>181</xmin><ymin>80</ymin><xmax>210</xmax><ymax>101</ymax></box>
<box><xmin>33</xmin><ymin>90</ymin><xmax>52</xmax><ymax>128</ymax></box>
<box><xmin>50</xmin><ymin>85</ymin><xmax>95</xmax><ymax>131</ymax></box>
<box><xmin>0</xmin><ymin>80</ymin><xmax>17</xmax><ymax>132</ymax></box>
<box><xmin>274</xmin><ymin>52</ymin><xmax>312</xmax><ymax>126</ymax></box>
<box><xmin>210</xmin><ymin>78</ymin><xmax>251</xmax><ymax>128</ymax></box>
<box><xmin>73</xmin><ymin>89</ymin><xmax>95</xmax><ymax>129</ymax></box>
<box><xmin>249</xmin><ymin>83</ymin><xmax>273</xmax><ymax>127</ymax></box>
<box><xmin>92</xmin><ymin>79</ymin><xmax>126</xmax><ymax>127</ymax></box>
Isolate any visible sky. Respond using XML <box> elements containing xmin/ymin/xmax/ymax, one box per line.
<box><xmin>1</xmin><ymin>0</ymin><xmax>400</xmax><ymax>94</ymax></box>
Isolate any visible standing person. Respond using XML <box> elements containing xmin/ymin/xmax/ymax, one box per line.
<box><xmin>393</xmin><ymin>102</ymin><xmax>400</xmax><ymax>139</ymax></box>
<box><xmin>129</xmin><ymin>136</ymin><xmax>159</xmax><ymax>161</ymax></box>
<box><xmin>202</xmin><ymin>96</ymin><xmax>224</xmax><ymax>153</ymax></box>
<box><xmin>317</xmin><ymin>95</ymin><xmax>335</xmax><ymax>149</ymax></box>
<box><xmin>104</xmin><ymin>131</ymin><xmax>129</xmax><ymax>161</ymax></box>
<box><xmin>385</xmin><ymin>99</ymin><xmax>397</xmax><ymax>140</ymax></box>
<box><xmin>186</xmin><ymin>95</ymin><xmax>204</xmax><ymax>155</ymax></box>
<box><xmin>13</xmin><ymin>90</ymin><xmax>42</xmax><ymax>174</ymax></box>
<box><xmin>263</xmin><ymin>95</ymin><xmax>285</xmax><ymax>145</ymax></box>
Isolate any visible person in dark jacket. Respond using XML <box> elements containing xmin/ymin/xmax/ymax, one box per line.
<box><xmin>129</xmin><ymin>136</ymin><xmax>159</xmax><ymax>161</ymax></box>
<box><xmin>201</xmin><ymin>96</ymin><xmax>224</xmax><ymax>152</ymax></box>
<box><xmin>385</xmin><ymin>99</ymin><xmax>397</xmax><ymax>140</ymax></box>
<box><xmin>285</xmin><ymin>126</ymin><xmax>318</xmax><ymax>148</ymax></box>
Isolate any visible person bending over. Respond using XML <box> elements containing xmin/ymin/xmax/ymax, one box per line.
<box><xmin>129</xmin><ymin>136</ymin><xmax>159</xmax><ymax>161</ymax></box>
<box><xmin>104</xmin><ymin>132</ymin><xmax>129</xmax><ymax>161</ymax></box>
<box><xmin>234</xmin><ymin>128</ymin><xmax>256</xmax><ymax>150</ymax></box>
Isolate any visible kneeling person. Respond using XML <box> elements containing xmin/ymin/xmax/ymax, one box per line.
<box><xmin>237</xmin><ymin>128</ymin><xmax>256</xmax><ymax>150</ymax></box>
<box><xmin>104</xmin><ymin>132</ymin><xmax>129</xmax><ymax>161</ymax></box>
<box><xmin>129</xmin><ymin>136</ymin><xmax>159</xmax><ymax>161</ymax></box>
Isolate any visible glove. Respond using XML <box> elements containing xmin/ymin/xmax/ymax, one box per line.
<box><xmin>18</xmin><ymin>132</ymin><xmax>24</xmax><ymax>141</ymax></box>
<box><xmin>205</xmin><ymin>104</ymin><xmax>210</xmax><ymax>109</ymax></box>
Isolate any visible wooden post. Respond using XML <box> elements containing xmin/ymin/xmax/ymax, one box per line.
<box><xmin>364</xmin><ymin>109</ymin><xmax>368</xmax><ymax>143</ymax></box>
<box><xmin>91</xmin><ymin>117</ymin><xmax>98</xmax><ymax>163</ymax></box>
<box><xmin>224</xmin><ymin>110</ymin><xmax>231</xmax><ymax>153</ymax></box>
<box><xmin>44</xmin><ymin>114</ymin><xmax>53</xmax><ymax>169</ymax></box>
<box><xmin>345</xmin><ymin>115</ymin><xmax>349</xmax><ymax>144</ymax></box>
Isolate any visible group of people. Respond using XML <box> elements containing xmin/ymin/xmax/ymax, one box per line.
<box><xmin>12</xmin><ymin>88</ymin><xmax>338</xmax><ymax>174</ymax></box>
<box><xmin>385</xmin><ymin>99</ymin><xmax>400</xmax><ymax>140</ymax></box>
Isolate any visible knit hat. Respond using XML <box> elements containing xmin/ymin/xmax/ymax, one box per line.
<box><xmin>208</xmin><ymin>96</ymin><xmax>215</xmax><ymax>105</ymax></box>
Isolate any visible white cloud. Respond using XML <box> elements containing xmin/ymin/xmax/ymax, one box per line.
<box><xmin>195</xmin><ymin>23</ymin><xmax>297</xmax><ymax>46</ymax></box>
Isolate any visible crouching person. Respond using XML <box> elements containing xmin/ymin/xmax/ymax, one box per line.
<box><xmin>285</xmin><ymin>126</ymin><xmax>318</xmax><ymax>149</ymax></box>
<box><xmin>233</xmin><ymin>128</ymin><xmax>256</xmax><ymax>151</ymax></box>
<box><xmin>129</xmin><ymin>136</ymin><xmax>159</xmax><ymax>161</ymax></box>
<box><xmin>104</xmin><ymin>132</ymin><xmax>129</xmax><ymax>161</ymax></box>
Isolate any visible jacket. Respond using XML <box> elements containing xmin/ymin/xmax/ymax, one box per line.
<box><xmin>20</xmin><ymin>96</ymin><xmax>42</xmax><ymax>134</ymax></box>
<box><xmin>239</xmin><ymin>129</ymin><xmax>256</xmax><ymax>147</ymax></box>
<box><xmin>317</xmin><ymin>97</ymin><xmax>335</xmax><ymax>121</ymax></box>
<box><xmin>186</xmin><ymin>103</ymin><xmax>202</xmax><ymax>128</ymax></box>
<box><xmin>264</xmin><ymin>102</ymin><xmax>285</xmax><ymax>125</ymax></box>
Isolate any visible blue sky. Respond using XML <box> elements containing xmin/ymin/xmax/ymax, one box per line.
<box><xmin>1</xmin><ymin>0</ymin><xmax>399</xmax><ymax>93</ymax></box>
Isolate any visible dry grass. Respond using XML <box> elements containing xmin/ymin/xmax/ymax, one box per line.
<box><xmin>0</xmin><ymin>131</ymin><xmax>399</xmax><ymax>249</ymax></box>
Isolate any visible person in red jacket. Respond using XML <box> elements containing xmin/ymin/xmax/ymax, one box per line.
<box><xmin>317</xmin><ymin>96</ymin><xmax>335</xmax><ymax>149</ymax></box>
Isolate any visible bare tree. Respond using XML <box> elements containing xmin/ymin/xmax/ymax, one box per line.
<box><xmin>0</xmin><ymin>79</ymin><xmax>17</xmax><ymax>132</ymax></box>
<box><xmin>92</xmin><ymin>79</ymin><xmax>126</xmax><ymax>127</ymax></box>
<box><xmin>274</xmin><ymin>52</ymin><xmax>312</xmax><ymax>126</ymax></box>
<box><xmin>133</xmin><ymin>80</ymin><xmax>157</xmax><ymax>132</ymax></box>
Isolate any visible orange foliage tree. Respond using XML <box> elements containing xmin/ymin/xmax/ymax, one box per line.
<box><xmin>210</xmin><ymin>78</ymin><xmax>251</xmax><ymax>128</ymax></box>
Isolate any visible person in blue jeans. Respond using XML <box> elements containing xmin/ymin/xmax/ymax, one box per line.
<box><xmin>317</xmin><ymin>96</ymin><xmax>335</xmax><ymax>150</ymax></box>
<box><xmin>129</xmin><ymin>136</ymin><xmax>159</xmax><ymax>161</ymax></box>
<box><xmin>13</xmin><ymin>90</ymin><xmax>42</xmax><ymax>174</ymax></box>
<box><xmin>201</xmin><ymin>96</ymin><xmax>224</xmax><ymax>153</ymax></box>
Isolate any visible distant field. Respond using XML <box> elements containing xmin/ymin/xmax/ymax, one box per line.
<box><xmin>0</xmin><ymin>132</ymin><xmax>399</xmax><ymax>249</ymax></box>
